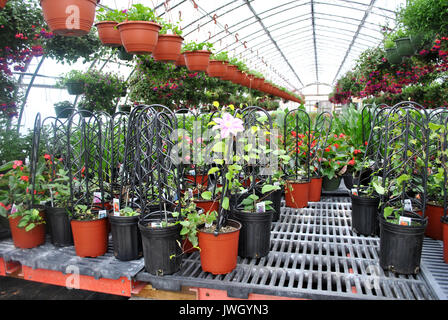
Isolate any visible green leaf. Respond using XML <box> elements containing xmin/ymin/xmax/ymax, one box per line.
<box><xmin>201</xmin><ymin>191</ymin><xmax>212</xmax><ymax>200</ymax></box>
<box><xmin>208</xmin><ymin>167</ymin><xmax>220</xmax><ymax>175</ymax></box>
<box><xmin>222</xmin><ymin>196</ymin><xmax>230</xmax><ymax>210</ymax></box>
<box><xmin>212</xmin><ymin>141</ymin><xmax>225</xmax><ymax>153</ymax></box>
<box><xmin>261</xmin><ymin>184</ymin><xmax>281</xmax><ymax>194</ymax></box>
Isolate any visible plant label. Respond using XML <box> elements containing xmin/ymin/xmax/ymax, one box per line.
<box><xmin>93</xmin><ymin>192</ymin><xmax>102</xmax><ymax>204</ymax></box>
<box><xmin>113</xmin><ymin>198</ymin><xmax>120</xmax><ymax>215</ymax></box>
<box><xmin>188</xmin><ymin>188</ymin><xmax>193</xmax><ymax>199</ymax></box>
<box><xmin>98</xmin><ymin>210</ymin><xmax>107</xmax><ymax>219</ymax></box>
<box><xmin>256</xmin><ymin>202</ymin><xmax>266</xmax><ymax>213</ymax></box>
<box><xmin>351</xmin><ymin>188</ymin><xmax>358</xmax><ymax>196</ymax></box>
<box><xmin>399</xmin><ymin>216</ymin><xmax>412</xmax><ymax>226</ymax></box>
<box><xmin>151</xmin><ymin>222</ymin><xmax>162</xmax><ymax>228</ymax></box>
<box><xmin>11</xmin><ymin>204</ymin><xmax>17</xmax><ymax>215</ymax></box>
<box><xmin>274</xmin><ymin>181</ymin><xmax>280</xmax><ymax>187</ymax></box>
<box><xmin>404</xmin><ymin>199</ymin><xmax>413</xmax><ymax>211</ymax></box>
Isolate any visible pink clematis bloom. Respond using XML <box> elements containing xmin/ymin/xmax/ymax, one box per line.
<box><xmin>213</xmin><ymin>113</ymin><xmax>244</xmax><ymax>139</ymax></box>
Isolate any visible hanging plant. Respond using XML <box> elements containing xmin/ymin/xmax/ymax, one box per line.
<box><xmin>94</xmin><ymin>7</ymin><xmax>127</xmax><ymax>47</ymax></box>
<box><xmin>182</xmin><ymin>41</ymin><xmax>213</xmax><ymax>72</ymax></box>
<box><xmin>153</xmin><ymin>21</ymin><xmax>184</xmax><ymax>62</ymax></box>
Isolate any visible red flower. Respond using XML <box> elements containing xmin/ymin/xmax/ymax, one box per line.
<box><xmin>12</xmin><ymin>160</ymin><xmax>23</xmax><ymax>169</ymax></box>
<box><xmin>44</xmin><ymin>154</ymin><xmax>51</xmax><ymax>160</ymax></box>
<box><xmin>364</xmin><ymin>141</ymin><xmax>368</xmax><ymax>146</ymax></box>
<box><xmin>20</xmin><ymin>175</ymin><xmax>29</xmax><ymax>182</ymax></box>
<box><xmin>334</xmin><ymin>143</ymin><xmax>340</xmax><ymax>149</ymax></box>
<box><xmin>291</xmin><ymin>131</ymin><xmax>297</xmax><ymax>137</ymax></box>
<box><xmin>348</xmin><ymin>159</ymin><xmax>355</xmax><ymax>166</ymax></box>
<box><xmin>325</xmin><ymin>147</ymin><xmax>331</xmax><ymax>152</ymax></box>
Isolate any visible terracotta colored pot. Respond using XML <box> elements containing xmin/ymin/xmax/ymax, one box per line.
<box><xmin>253</xmin><ymin>77</ymin><xmax>264</xmax><ymax>91</ymax></box>
<box><xmin>443</xmin><ymin>218</ymin><xmax>448</xmax><ymax>263</ymax></box>
<box><xmin>8</xmin><ymin>214</ymin><xmax>46</xmax><ymax>249</ymax></box>
<box><xmin>425</xmin><ymin>204</ymin><xmax>445</xmax><ymax>240</ymax></box>
<box><xmin>232</xmin><ymin>70</ymin><xmax>244</xmax><ymax>85</ymax></box>
<box><xmin>185</xmin><ymin>174</ymin><xmax>208</xmax><ymax>187</ymax></box>
<box><xmin>198</xmin><ymin>219</ymin><xmax>241</xmax><ymax>275</ymax></box>
<box><xmin>193</xmin><ymin>199</ymin><xmax>219</xmax><ymax>215</ymax></box>
<box><xmin>152</xmin><ymin>34</ymin><xmax>184</xmax><ymax>62</ymax></box>
<box><xmin>71</xmin><ymin>217</ymin><xmax>108</xmax><ymax>257</ymax></box>
<box><xmin>117</xmin><ymin>21</ymin><xmax>162</xmax><ymax>55</ymax></box>
<box><xmin>175</xmin><ymin>53</ymin><xmax>186</xmax><ymax>67</ymax></box>
<box><xmin>221</xmin><ymin>64</ymin><xmax>238</xmax><ymax>81</ymax></box>
<box><xmin>207</xmin><ymin>60</ymin><xmax>228</xmax><ymax>78</ymax></box>
<box><xmin>95</xmin><ymin>21</ymin><xmax>121</xmax><ymax>47</ymax></box>
<box><xmin>184</xmin><ymin>50</ymin><xmax>211</xmax><ymax>72</ymax></box>
<box><xmin>40</xmin><ymin>0</ymin><xmax>98</xmax><ymax>36</ymax></box>
<box><xmin>309</xmin><ymin>177</ymin><xmax>323</xmax><ymax>202</ymax></box>
<box><xmin>285</xmin><ymin>180</ymin><xmax>310</xmax><ymax>208</ymax></box>
<box><xmin>0</xmin><ymin>0</ymin><xmax>7</xmax><ymax>9</ymax></box>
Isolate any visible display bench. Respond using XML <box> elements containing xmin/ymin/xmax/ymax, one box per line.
<box><xmin>0</xmin><ymin>196</ymin><xmax>447</xmax><ymax>300</ymax></box>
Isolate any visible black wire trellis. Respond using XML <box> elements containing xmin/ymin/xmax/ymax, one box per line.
<box><xmin>119</xmin><ymin>104</ymin><xmax>181</xmax><ymax>224</ymax></box>
<box><xmin>310</xmin><ymin>111</ymin><xmax>333</xmax><ymax>177</ymax></box>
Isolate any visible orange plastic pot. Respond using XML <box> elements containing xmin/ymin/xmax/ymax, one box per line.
<box><xmin>175</xmin><ymin>53</ymin><xmax>186</xmax><ymax>67</ymax></box>
<box><xmin>8</xmin><ymin>214</ymin><xmax>46</xmax><ymax>249</ymax></box>
<box><xmin>184</xmin><ymin>50</ymin><xmax>211</xmax><ymax>72</ymax></box>
<box><xmin>40</xmin><ymin>0</ymin><xmax>98</xmax><ymax>36</ymax></box>
<box><xmin>117</xmin><ymin>21</ymin><xmax>162</xmax><ymax>55</ymax></box>
<box><xmin>71</xmin><ymin>217</ymin><xmax>108</xmax><ymax>257</ymax></box>
<box><xmin>207</xmin><ymin>60</ymin><xmax>228</xmax><ymax>78</ymax></box>
<box><xmin>425</xmin><ymin>204</ymin><xmax>444</xmax><ymax>240</ymax></box>
<box><xmin>198</xmin><ymin>219</ymin><xmax>241</xmax><ymax>275</ymax></box>
<box><xmin>95</xmin><ymin>21</ymin><xmax>121</xmax><ymax>47</ymax></box>
<box><xmin>285</xmin><ymin>180</ymin><xmax>310</xmax><ymax>208</ymax></box>
<box><xmin>221</xmin><ymin>64</ymin><xmax>238</xmax><ymax>81</ymax></box>
<box><xmin>443</xmin><ymin>218</ymin><xmax>448</xmax><ymax>263</ymax></box>
<box><xmin>309</xmin><ymin>177</ymin><xmax>323</xmax><ymax>202</ymax></box>
<box><xmin>152</xmin><ymin>34</ymin><xmax>184</xmax><ymax>62</ymax></box>
<box><xmin>193</xmin><ymin>199</ymin><xmax>219</xmax><ymax>215</ymax></box>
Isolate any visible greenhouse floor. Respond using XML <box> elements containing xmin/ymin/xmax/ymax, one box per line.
<box><xmin>0</xmin><ymin>194</ymin><xmax>447</xmax><ymax>300</ymax></box>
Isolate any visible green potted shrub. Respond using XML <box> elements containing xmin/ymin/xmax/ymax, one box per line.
<box><xmin>53</xmin><ymin>101</ymin><xmax>74</xmax><ymax>119</ymax></box>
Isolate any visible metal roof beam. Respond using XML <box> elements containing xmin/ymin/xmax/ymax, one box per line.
<box><xmin>311</xmin><ymin>0</ymin><xmax>319</xmax><ymax>82</ymax></box>
<box><xmin>243</xmin><ymin>0</ymin><xmax>304</xmax><ymax>89</ymax></box>
<box><xmin>332</xmin><ymin>0</ymin><xmax>378</xmax><ymax>84</ymax></box>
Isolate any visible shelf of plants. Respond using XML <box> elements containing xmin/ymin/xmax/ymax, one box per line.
<box><xmin>0</xmin><ymin>101</ymin><xmax>447</xmax><ymax>300</ymax></box>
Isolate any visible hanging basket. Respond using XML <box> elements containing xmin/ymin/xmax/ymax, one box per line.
<box><xmin>40</xmin><ymin>0</ymin><xmax>99</xmax><ymax>36</ymax></box>
<box><xmin>117</xmin><ymin>21</ymin><xmax>162</xmax><ymax>55</ymax></box>
<box><xmin>152</xmin><ymin>34</ymin><xmax>184</xmax><ymax>62</ymax></box>
<box><xmin>395</xmin><ymin>37</ymin><xmax>414</xmax><ymax>57</ymax></box>
<box><xmin>95</xmin><ymin>21</ymin><xmax>122</xmax><ymax>47</ymax></box>
<box><xmin>183</xmin><ymin>50</ymin><xmax>211</xmax><ymax>72</ymax></box>
<box><xmin>207</xmin><ymin>60</ymin><xmax>228</xmax><ymax>78</ymax></box>
<box><xmin>175</xmin><ymin>53</ymin><xmax>186</xmax><ymax>67</ymax></box>
<box><xmin>385</xmin><ymin>47</ymin><xmax>402</xmax><ymax>65</ymax></box>
<box><xmin>117</xmin><ymin>46</ymin><xmax>133</xmax><ymax>61</ymax></box>
<box><xmin>66</xmin><ymin>81</ymin><xmax>85</xmax><ymax>95</ymax></box>
<box><xmin>221</xmin><ymin>64</ymin><xmax>238</xmax><ymax>81</ymax></box>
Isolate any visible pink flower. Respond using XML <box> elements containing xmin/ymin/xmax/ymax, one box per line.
<box><xmin>213</xmin><ymin>113</ymin><xmax>244</xmax><ymax>139</ymax></box>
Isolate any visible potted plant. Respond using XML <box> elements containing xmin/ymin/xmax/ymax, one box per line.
<box><xmin>138</xmin><ymin>208</ymin><xmax>183</xmax><ymax>275</ymax></box>
<box><xmin>350</xmin><ymin>175</ymin><xmax>381</xmax><ymax>236</ymax></box>
<box><xmin>109</xmin><ymin>206</ymin><xmax>142</xmax><ymax>261</ymax></box>
<box><xmin>182</xmin><ymin>41</ymin><xmax>214</xmax><ymax>72</ymax></box>
<box><xmin>45</xmin><ymin>161</ymin><xmax>74</xmax><ymax>247</ymax></box>
<box><xmin>232</xmin><ymin>186</ymin><xmax>278</xmax><ymax>259</ymax></box>
<box><xmin>40</xmin><ymin>0</ymin><xmax>99</xmax><ymax>36</ymax></box>
<box><xmin>207</xmin><ymin>51</ymin><xmax>229</xmax><ymax>78</ymax></box>
<box><xmin>70</xmin><ymin>204</ymin><xmax>109</xmax><ymax>258</ymax></box>
<box><xmin>95</xmin><ymin>7</ymin><xmax>126</xmax><ymax>47</ymax></box>
<box><xmin>0</xmin><ymin>160</ymin><xmax>46</xmax><ymax>249</ymax></box>
<box><xmin>59</xmin><ymin>70</ymin><xmax>86</xmax><ymax>95</ymax></box>
<box><xmin>116</xmin><ymin>4</ymin><xmax>163</xmax><ymax>55</ymax></box>
<box><xmin>54</xmin><ymin>101</ymin><xmax>74</xmax><ymax>119</ymax></box>
<box><xmin>320</xmin><ymin>134</ymin><xmax>348</xmax><ymax>191</ymax></box>
<box><xmin>152</xmin><ymin>21</ymin><xmax>184</xmax><ymax>62</ymax></box>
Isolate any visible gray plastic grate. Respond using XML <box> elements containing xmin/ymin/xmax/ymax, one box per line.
<box><xmin>0</xmin><ymin>235</ymin><xmax>144</xmax><ymax>280</ymax></box>
<box><xmin>420</xmin><ymin>238</ymin><xmax>448</xmax><ymax>300</ymax></box>
<box><xmin>136</xmin><ymin>196</ymin><xmax>438</xmax><ymax>300</ymax></box>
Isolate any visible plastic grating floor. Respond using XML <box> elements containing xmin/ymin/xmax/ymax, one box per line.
<box><xmin>136</xmin><ymin>196</ymin><xmax>442</xmax><ymax>300</ymax></box>
<box><xmin>0</xmin><ymin>235</ymin><xmax>144</xmax><ymax>281</ymax></box>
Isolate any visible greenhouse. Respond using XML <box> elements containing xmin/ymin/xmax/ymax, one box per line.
<box><xmin>0</xmin><ymin>0</ymin><xmax>447</xmax><ymax>304</ymax></box>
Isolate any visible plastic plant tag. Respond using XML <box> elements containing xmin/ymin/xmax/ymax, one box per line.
<box><xmin>113</xmin><ymin>198</ymin><xmax>120</xmax><ymax>215</ymax></box>
<box><xmin>274</xmin><ymin>182</ymin><xmax>280</xmax><ymax>186</ymax></box>
<box><xmin>93</xmin><ymin>192</ymin><xmax>102</xmax><ymax>204</ymax></box>
<box><xmin>98</xmin><ymin>210</ymin><xmax>107</xmax><ymax>219</ymax></box>
<box><xmin>351</xmin><ymin>188</ymin><xmax>358</xmax><ymax>196</ymax></box>
<box><xmin>11</xmin><ymin>204</ymin><xmax>17</xmax><ymax>215</ymax></box>
<box><xmin>256</xmin><ymin>201</ymin><xmax>266</xmax><ymax>213</ymax></box>
<box><xmin>188</xmin><ymin>188</ymin><xmax>193</xmax><ymax>199</ymax></box>
<box><xmin>399</xmin><ymin>216</ymin><xmax>412</xmax><ymax>226</ymax></box>
<box><xmin>404</xmin><ymin>199</ymin><xmax>412</xmax><ymax>212</ymax></box>
<box><xmin>151</xmin><ymin>222</ymin><xmax>162</xmax><ymax>228</ymax></box>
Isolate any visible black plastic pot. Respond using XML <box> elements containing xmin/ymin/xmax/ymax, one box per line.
<box><xmin>138</xmin><ymin>212</ymin><xmax>182</xmax><ymax>276</ymax></box>
<box><xmin>350</xmin><ymin>194</ymin><xmax>380</xmax><ymax>236</ymax></box>
<box><xmin>109</xmin><ymin>213</ymin><xmax>142</xmax><ymax>261</ymax></box>
<box><xmin>45</xmin><ymin>206</ymin><xmax>73</xmax><ymax>247</ymax></box>
<box><xmin>232</xmin><ymin>209</ymin><xmax>272</xmax><ymax>259</ymax></box>
<box><xmin>322</xmin><ymin>176</ymin><xmax>342</xmax><ymax>191</ymax></box>
<box><xmin>379</xmin><ymin>212</ymin><xmax>428</xmax><ymax>275</ymax></box>
<box><xmin>343</xmin><ymin>174</ymin><xmax>359</xmax><ymax>190</ymax></box>
<box><xmin>271</xmin><ymin>189</ymin><xmax>282</xmax><ymax>222</ymax></box>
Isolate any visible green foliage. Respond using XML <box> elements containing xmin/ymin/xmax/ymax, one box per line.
<box><xmin>125</xmin><ymin>4</ymin><xmax>164</xmax><ymax>24</ymax></box>
<box><xmin>182</xmin><ymin>41</ymin><xmax>214</xmax><ymax>53</ymax></box>
<box><xmin>0</xmin><ymin>119</ymin><xmax>33</xmax><ymax>164</ymax></box>
<box><xmin>160</xmin><ymin>21</ymin><xmax>183</xmax><ymax>36</ymax></box>
<box><xmin>119</xmin><ymin>207</ymin><xmax>140</xmax><ymax>217</ymax></box>
<box><xmin>96</xmin><ymin>7</ymin><xmax>127</xmax><ymax>23</ymax></box>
